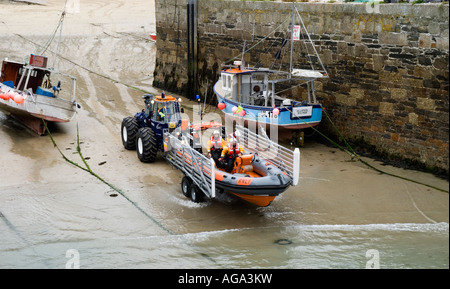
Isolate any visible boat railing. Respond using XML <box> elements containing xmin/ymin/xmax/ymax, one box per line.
<box><xmin>236</xmin><ymin>124</ymin><xmax>300</xmax><ymax>186</ymax></box>
<box><xmin>164</xmin><ymin>132</ymin><xmax>216</xmax><ymax>199</ymax></box>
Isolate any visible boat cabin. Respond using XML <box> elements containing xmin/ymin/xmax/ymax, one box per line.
<box><xmin>1</xmin><ymin>55</ymin><xmax>56</xmax><ymax>97</ymax></box>
<box><xmin>220</xmin><ymin>61</ymin><xmax>290</xmax><ymax>107</ymax></box>
<box><xmin>1</xmin><ymin>55</ymin><xmax>77</xmax><ymax>102</ymax></box>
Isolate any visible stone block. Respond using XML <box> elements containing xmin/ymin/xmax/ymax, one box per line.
<box><xmin>417</xmin><ymin>98</ymin><xmax>436</xmax><ymax>110</ymax></box>
<box><xmin>322</xmin><ymin>49</ymin><xmax>333</xmax><ymax>65</ymax></box>
<box><xmin>408</xmin><ymin>112</ymin><xmax>419</xmax><ymax>125</ymax></box>
<box><xmin>418</xmin><ymin>33</ymin><xmax>432</xmax><ymax>49</ymax></box>
<box><xmin>336</xmin><ymin>93</ymin><xmax>356</xmax><ymax>106</ymax></box>
<box><xmin>379</xmin><ymin>31</ymin><xmax>408</xmax><ymax>46</ymax></box>
<box><xmin>379</xmin><ymin>102</ymin><xmax>394</xmax><ymax>115</ymax></box>
<box><xmin>350</xmin><ymin>88</ymin><xmax>365</xmax><ymax>99</ymax></box>
<box><xmin>372</xmin><ymin>54</ymin><xmax>385</xmax><ymax>72</ymax></box>
<box><xmin>390</xmin><ymin>88</ymin><xmax>408</xmax><ymax>101</ymax></box>
<box><xmin>436</xmin><ymin>38</ymin><xmax>449</xmax><ymax>51</ymax></box>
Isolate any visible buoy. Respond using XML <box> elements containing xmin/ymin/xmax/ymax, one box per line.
<box><xmin>218</xmin><ymin>102</ymin><xmax>226</xmax><ymax>110</ymax></box>
<box><xmin>231</xmin><ymin>106</ymin><xmax>238</xmax><ymax>114</ymax></box>
<box><xmin>13</xmin><ymin>93</ymin><xmax>25</xmax><ymax>104</ymax></box>
<box><xmin>238</xmin><ymin>109</ymin><xmax>246</xmax><ymax>117</ymax></box>
<box><xmin>0</xmin><ymin>93</ymin><xmax>9</xmax><ymax>100</ymax></box>
<box><xmin>273</xmin><ymin>108</ymin><xmax>280</xmax><ymax>116</ymax></box>
<box><xmin>7</xmin><ymin>91</ymin><xmax>15</xmax><ymax>100</ymax></box>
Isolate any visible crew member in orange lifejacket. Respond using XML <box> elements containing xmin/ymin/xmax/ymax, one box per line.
<box><xmin>227</xmin><ymin>130</ymin><xmax>241</xmax><ymax>143</ymax></box>
<box><xmin>207</xmin><ymin>130</ymin><xmax>225</xmax><ymax>167</ymax></box>
<box><xmin>220</xmin><ymin>137</ymin><xmax>245</xmax><ymax>173</ymax></box>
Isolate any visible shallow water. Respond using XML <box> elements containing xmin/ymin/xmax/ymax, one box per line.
<box><xmin>1</xmin><ymin>207</ymin><xmax>448</xmax><ymax>269</ymax></box>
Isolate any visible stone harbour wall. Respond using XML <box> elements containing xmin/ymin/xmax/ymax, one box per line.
<box><xmin>154</xmin><ymin>0</ymin><xmax>449</xmax><ymax>174</ymax></box>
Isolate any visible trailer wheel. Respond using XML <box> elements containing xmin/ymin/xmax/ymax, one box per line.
<box><xmin>136</xmin><ymin>127</ymin><xmax>158</xmax><ymax>163</ymax></box>
<box><xmin>181</xmin><ymin>176</ymin><xmax>192</xmax><ymax>198</ymax></box>
<box><xmin>121</xmin><ymin>117</ymin><xmax>139</xmax><ymax>150</ymax></box>
<box><xmin>190</xmin><ymin>184</ymin><xmax>204</xmax><ymax>203</ymax></box>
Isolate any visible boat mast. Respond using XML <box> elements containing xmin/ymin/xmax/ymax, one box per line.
<box><xmin>289</xmin><ymin>2</ymin><xmax>295</xmax><ymax>79</ymax></box>
<box><xmin>52</xmin><ymin>11</ymin><xmax>65</xmax><ymax>70</ymax></box>
<box><xmin>240</xmin><ymin>40</ymin><xmax>246</xmax><ymax>69</ymax></box>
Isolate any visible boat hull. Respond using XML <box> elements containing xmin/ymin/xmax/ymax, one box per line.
<box><xmin>230</xmin><ymin>193</ymin><xmax>276</xmax><ymax>207</ymax></box>
<box><xmin>214</xmin><ymin>81</ymin><xmax>322</xmax><ymax>130</ymax></box>
<box><xmin>213</xmin><ymin>154</ymin><xmax>292</xmax><ymax>207</ymax></box>
<box><xmin>0</xmin><ymin>91</ymin><xmax>76</xmax><ymax>134</ymax></box>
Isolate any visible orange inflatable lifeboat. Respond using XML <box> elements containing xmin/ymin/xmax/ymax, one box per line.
<box><xmin>214</xmin><ymin>154</ymin><xmax>291</xmax><ymax>207</ymax></box>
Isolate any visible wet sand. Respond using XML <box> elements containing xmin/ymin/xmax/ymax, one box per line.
<box><xmin>0</xmin><ymin>0</ymin><xmax>448</xmax><ymax>268</ymax></box>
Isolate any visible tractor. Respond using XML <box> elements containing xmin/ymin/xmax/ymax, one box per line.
<box><xmin>121</xmin><ymin>92</ymin><xmax>185</xmax><ymax>162</ymax></box>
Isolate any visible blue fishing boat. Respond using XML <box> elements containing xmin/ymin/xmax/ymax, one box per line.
<box><xmin>214</xmin><ymin>4</ymin><xmax>328</xmax><ymax>142</ymax></box>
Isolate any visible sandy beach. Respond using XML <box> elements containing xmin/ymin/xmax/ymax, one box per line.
<box><xmin>0</xmin><ymin>0</ymin><xmax>448</xmax><ymax>269</ymax></box>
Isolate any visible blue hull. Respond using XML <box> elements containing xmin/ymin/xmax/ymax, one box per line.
<box><xmin>215</xmin><ymin>92</ymin><xmax>322</xmax><ymax>130</ymax></box>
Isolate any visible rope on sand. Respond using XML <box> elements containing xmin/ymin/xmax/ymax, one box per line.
<box><xmin>285</xmin><ymin>106</ymin><xmax>448</xmax><ymax>193</ymax></box>
<box><xmin>43</xmin><ymin>120</ymin><xmax>174</xmax><ymax>235</ymax></box>
<box><xmin>321</xmin><ymin>109</ymin><xmax>448</xmax><ymax>193</ymax></box>
<box><xmin>43</xmin><ymin>120</ymin><xmax>219</xmax><ymax>266</ymax></box>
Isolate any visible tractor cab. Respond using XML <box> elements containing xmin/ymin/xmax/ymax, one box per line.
<box><xmin>138</xmin><ymin>92</ymin><xmax>183</xmax><ymax>133</ymax></box>
<box><xmin>151</xmin><ymin>94</ymin><xmax>181</xmax><ymax>124</ymax></box>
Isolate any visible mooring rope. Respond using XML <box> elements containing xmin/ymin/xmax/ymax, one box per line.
<box><xmin>43</xmin><ymin>120</ymin><xmax>219</xmax><ymax>266</ymax></box>
<box><xmin>43</xmin><ymin>120</ymin><xmax>174</xmax><ymax>235</ymax></box>
<box><xmin>283</xmin><ymin>106</ymin><xmax>449</xmax><ymax>193</ymax></box>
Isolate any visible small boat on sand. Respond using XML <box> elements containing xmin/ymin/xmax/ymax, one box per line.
<box><xmin>0</xmin><ymin>55</ymin><xmax>79</xmax><ymax>135</ymax></box>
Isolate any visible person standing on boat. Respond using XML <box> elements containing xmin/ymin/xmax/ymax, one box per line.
<box><xmin>207</xmin><ymin>130</ymin><xmax>225</xmax><ymax>168</ymax></box>
<box><xmin>227</xmin><ymin>130</ymin><xmax>241</xmax><ymax>143</ymax></box>
<box><xmin>42</xmin><ymin>72</ymin><xmax>52</xmax><ymax>89</ymax></box>
<box><xmin>220</xmin><ymin>137</ymin><xmax>245</xmax><ymax>173</ymax></box>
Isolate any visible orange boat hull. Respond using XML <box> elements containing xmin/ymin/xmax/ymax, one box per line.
<box><xmin>230</xmin><ymin>192</ymin><xmax>276</xmax><ymax>207</ymax></box>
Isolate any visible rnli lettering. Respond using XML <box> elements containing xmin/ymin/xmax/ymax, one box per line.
<box><xmin>236</xmin><ymin>177</ymin><xmax>252</xmax><ymax>186</ymax></box>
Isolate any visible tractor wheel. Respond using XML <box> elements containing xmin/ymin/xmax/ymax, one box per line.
<box><xmin>136</xmin><ymin>127</ymin><xmax>158</xmax><ymax>163</ymax></box>
<box><xmin>181</xmin><ymin>176</ymin><xmax>192</xmax><ymax>198</ymax></box>
<box><xmin>190</xmin><ymin>184</ymin><xmax>204</xmax><ymax>203</ymax></box>
<box><xmin>121</xmin><ymin>117</ymin><xmax>139</xmax><ymax>150</ymax></box>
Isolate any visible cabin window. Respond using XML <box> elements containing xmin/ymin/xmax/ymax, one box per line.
<box><xmin>19</xmin><ymin>68</ymin><xmax>37</xmax><ymax>78</ymax></box>
<box><xmin>222</xmin><ymin>74</ymin><xmax>227</xmax><ymax>89</ymax></box>
<box><xmin>221</xmin><ymin>74</ymin><xmax>233</xmax><ymax>91</ymax></box>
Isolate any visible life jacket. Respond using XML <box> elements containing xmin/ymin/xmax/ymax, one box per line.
<box><xmin>227</xmin><ymin>142</ymin><xmax>241</xmax><ymax>158</ymax></box>
<box><xmin>210</xmin><ymin>136</ymin><xmax>223</xmax><ymax>150</ymax></box>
